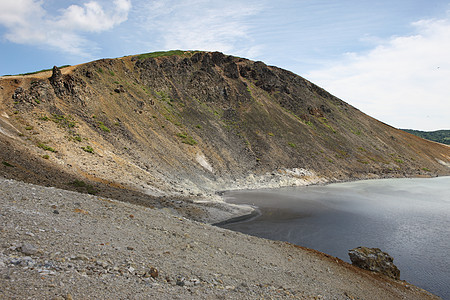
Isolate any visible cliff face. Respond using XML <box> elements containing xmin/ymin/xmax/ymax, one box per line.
<box><xmin>0</xmin><ymin>51</ymin><xmax>449</xmax><ymax>220</ymax></box>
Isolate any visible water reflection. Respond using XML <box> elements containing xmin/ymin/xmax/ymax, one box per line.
<box><xmin>220</xmin><ymin>177</ymin><xmax>450</xmax><ymax>299</ymax></box>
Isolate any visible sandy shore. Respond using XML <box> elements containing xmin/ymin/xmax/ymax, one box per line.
<box><xmin>0</xmin><ymin>177</ymin><xmax>440</xmax><ymax>299</ymax></box>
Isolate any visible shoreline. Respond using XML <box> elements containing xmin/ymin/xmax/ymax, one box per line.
<box><xmin>209</xmin><ymin>173</ymin><xmax>447</xmax><ymax>225</ymax></box>
<box><xmin>211</xmin><ymin>206</ymin><xmax>261</xmax><ymax>226</ymax></box>
<box><xmin>0</xmin><ymin>175</ymin><xmax>441</xmax><ymax>299</ymax></box>
<box><xmin>214</xmin><ymin>176</ymin><xmax>450</xmax><ymax>299</ymax></box>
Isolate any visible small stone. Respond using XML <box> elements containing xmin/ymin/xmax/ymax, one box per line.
<box><xmin>20</xmin><ymin>243</ymin><xmax>37</xmax><ymax>255</ymax></box>
<box><xmin>149</xmin><ymin>267</ymin><xmax>158</xmax><ymax>278</ymax></box>
<box><xmin>65</xmin><ymin>294</ymin><xmax>73</xmax><ymax>300</ymax></box>
<box><xmin>10</xmin><ymin>258</ymin><xmax>22</xmax><ymax>265</ymax></box>
<box><xmin>21</xmin><ymin>256</ymin><xmax>35</xmax><ymax>267</ymax></box>
<box><xmin>176</xmin><ymin>277</ymin><xmax>186</xmax><ymax>286</ymax></box>
<box><xmin>73</xmin><ymin>254</ymin><xmax>89</xmax><ymax>261</ymax></box>
<box><xmin>96</xmin><ymin>260</ymin><xmax>109</xmax><ymax>268</ymax></box>
<box><xmin>53</xmin><ymin>210</ymin><xmax>60</xmax><ymax>214</ymax></box>
<box><xmin>127</xmin><ymin>246</ymin><xmax>134</xmax><ymax>251</ymax></box>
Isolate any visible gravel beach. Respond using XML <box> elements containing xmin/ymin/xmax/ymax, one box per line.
<box><xmin>0</xmin><ymin>177</ymin><xmax>440</xmax><ymax>299</ymax></box>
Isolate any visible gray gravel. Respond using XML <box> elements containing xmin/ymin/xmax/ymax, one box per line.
<box><xmin>0</xmin><ymin>177</ymin><xmax>440</xmax><ymax>299</ymax></box>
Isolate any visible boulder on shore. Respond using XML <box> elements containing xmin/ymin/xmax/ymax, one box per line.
<box><xmin>348</xmin><ymin>247</ymin><xmax>400</xmax><ymax>280</ymax></box>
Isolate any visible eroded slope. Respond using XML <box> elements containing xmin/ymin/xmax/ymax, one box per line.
<box><xmin>0</xmin><ymin>51</ymin><xmax>449</xmax><ymax>222</ymax></box>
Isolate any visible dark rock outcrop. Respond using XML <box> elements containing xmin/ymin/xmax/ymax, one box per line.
<box><xmin>348</xmin><ymin>247</ymin><xmax>400</xmax><ymax>280</ymax></box>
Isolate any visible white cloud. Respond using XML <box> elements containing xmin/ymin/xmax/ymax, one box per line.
<box><xmin>57</xmin><ymin>0</ymin><xmax>131</xmax><ymax>32</ymax></box>
<box><xmin>306</xmin><ymin>17</ymin><xmax>450</xmax><ymax>131</ymax></box>
<box><xmin>0</xmin><ymin>0</ymin><xmax>131</xmax><ymax>55</ymax></box>
<box><xmin>138</xmin><ymin>0</ymin><xmax>263</xmax><ymax>58</ymax></box>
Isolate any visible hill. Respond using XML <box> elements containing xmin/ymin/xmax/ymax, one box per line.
<box><xmin>1</xmin><ymin>50</ymin><xmax>448</xmax><ymax>299</ymax></box>
<box><xmin>0</xmin><ymin>50</ymin><xmax>449</xmax><ymax>223</ymax></box>
<box><xmin>401</xmin><ymin>129</ymin><xmax>450</xmax><ymax>145</ymax></box>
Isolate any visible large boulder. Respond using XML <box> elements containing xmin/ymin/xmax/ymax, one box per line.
<box><xmin>348</xmin><ymin>247</ymin><xmax>400</xmax><ymax>280</ymax></box>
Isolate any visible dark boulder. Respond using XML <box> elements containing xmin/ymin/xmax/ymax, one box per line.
<box><xmin>348</xmin><ymin>247</ymin><xmax>400</xmax><ymax>280</ymax></box>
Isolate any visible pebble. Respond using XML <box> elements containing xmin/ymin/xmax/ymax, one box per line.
<box><xmin>176</xmin><ymin>277</ymin><xmax>186</xmax><ymax>286</ymax></box>
<box><xmin>96</xmin><ymin>260</ymin><xmax>109</xmax><ymax>268</ymax></box>
<box><xmin>20</xmin><ymin>243</ymin><xmax>38</xmax><ymax>255</ymax></box>
<box><xmin>148</xmin><ymin>267</ymin><xmax>158</xmax><ymax>278</ymax></box>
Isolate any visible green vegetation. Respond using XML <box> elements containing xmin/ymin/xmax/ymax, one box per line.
<box><xmin>288</xmin><ymin>142</ymin><xmax>296</xmax><ymax>148</ymax></box>
<box><xmin>351</xmin><ymin>129</ymin><xmax>362</xmax><ymax>135</ymax></box>
<box><xmin>109</xmin><ymin>71</ymin><xmax>115</xmax><ymax>76</ymax></box>
<box><xmin>5</xmin><ymin>65</ymin><xmax>70</xmax><ymax>76</ymax></box>
<box><xmin>71</xmin><ymin>179</ymin><xmax>87</xmax><ymax>188</ymax></box>
<box><xmin>395</xmin><ymin>159</ymin><xmax>404</xmax><ymax>164</ymax></box>
<box><xmin>177</xmin><ymin>133</ymin><xmax>197</xmax><ymax>145</ymax></box>
<box><xmin>42</xmin><ymin>154</ymin><xmax>50</xmax><ymax>159</ymax></box>
<box><xmin>72</xmin><ymin>134</ymin><xmax>82</xmax><ymax>142</ymax></box>
<box><xmin>319</xmin><ymin>117</ymin><xmax>336</xmax><ymax>133</ymax></box>
<box><xmin>81</xmin><ymin>145</ymin><xmax>94</xmax><ymax>153</ymax></box>
<box><xmin>2</xmin><ymin>161</ymin><xmax>14</xmax><ymax>167</ymax></box>
<box><xmin>51</xmin><ymin>114</ymin><xmax>76</xmax><ymax>128</ymax></box>
<box><xmin>156</xmin><ymin>90</ymin><xmax>173</xmax><ymax>104</ymax></box>
<box><xmin>70</xmin><ymin>180</ymin><xmax>97</xmax><ymax>195</ymax></box>
<box><xmin>35</xmin><ymin>99</ymin><xmax>40</xmax><ymax>104</ymax></box>
<box><xmin>37</xmin><ymin>142</ymin><xmax>56</xmax><ymax>152</ymax></box>
<box><xmin>401</xmin><ymin>129</ymin><xmax>450</xmax><ymax>145</ymax></box>
<box><xmin>25</xmin><ymin>125</ymin><xmax>33</xmax><ymax>130</ymax></box>
<box><xmin>268</xmin><ymin>132</ymin><xmax>274</xmax><ymax>136</ymax></box>
<box><xmin>422</xmin><ymin>167</ymin><xmax>431</xmax><ymax>172</ymax></box>
<box><xmin>98</xmin><ymin>121</ymin><xmax>110</xmax><ymax>133</ymax></box>
<box><xmin>136</xmin><ymin>50</ymin><xmax>200</xmax><ymax>60</ymax></box>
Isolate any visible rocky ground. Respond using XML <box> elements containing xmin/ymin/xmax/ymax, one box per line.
<box><xmin>0</xmin><ymin>177</ymin><xmax>440</xmax><ymax>299</ymax></box>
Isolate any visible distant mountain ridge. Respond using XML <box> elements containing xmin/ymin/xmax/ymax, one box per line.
<box><xmin>0</xmin><ymin>50</ymin><xmax>449</xmax><ymax>222</ymax></box>
<box><xmin>401</xmin><ymin>129</ymin><xmax>450</xmax><ymax>145</ymax></box>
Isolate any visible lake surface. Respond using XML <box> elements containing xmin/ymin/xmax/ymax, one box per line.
<box><xmin>220</xmin><ymin>177</ymin><xmax>450</xmax><ymax>299</ymax></box>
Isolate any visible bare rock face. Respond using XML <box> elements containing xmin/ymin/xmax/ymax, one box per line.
<box><xmin>348</xmin><ymin>247</ymin><xmax>400</xmax><ymax>280</ymax></box>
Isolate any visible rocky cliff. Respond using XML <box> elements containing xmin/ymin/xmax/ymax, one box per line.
<box><xmin>0</xmin><ymin>51</ymin><xmax>449</xmax><ymax>222</ymax></box>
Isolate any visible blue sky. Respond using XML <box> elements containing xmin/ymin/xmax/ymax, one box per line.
<box><xmin>1</xmin><ymin>0</ymin><xmax>449</xmax><ymax>130</ymax></box>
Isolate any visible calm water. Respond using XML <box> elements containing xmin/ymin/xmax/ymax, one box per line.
<box><xmin>220</xmin><ymin>177</ymin><xmax>450</xmax><ymax>299</ymax></box>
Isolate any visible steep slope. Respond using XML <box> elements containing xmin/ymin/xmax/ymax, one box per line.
<box><xmin>0</xmin><ymin>51</ymin><xmax>449</xmax><ymax>222</ymax></box>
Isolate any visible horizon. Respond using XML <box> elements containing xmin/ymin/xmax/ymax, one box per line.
<box><xmin>1</xmin><ymin>0</ymin><xmax>449</xmax><ymax>131</ymax></box>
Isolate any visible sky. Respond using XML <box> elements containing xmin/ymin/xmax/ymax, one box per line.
<box><xmin>0</xmin><ymin>0</ymin><xmax>449</xmax><ymax>131</ymax></box>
